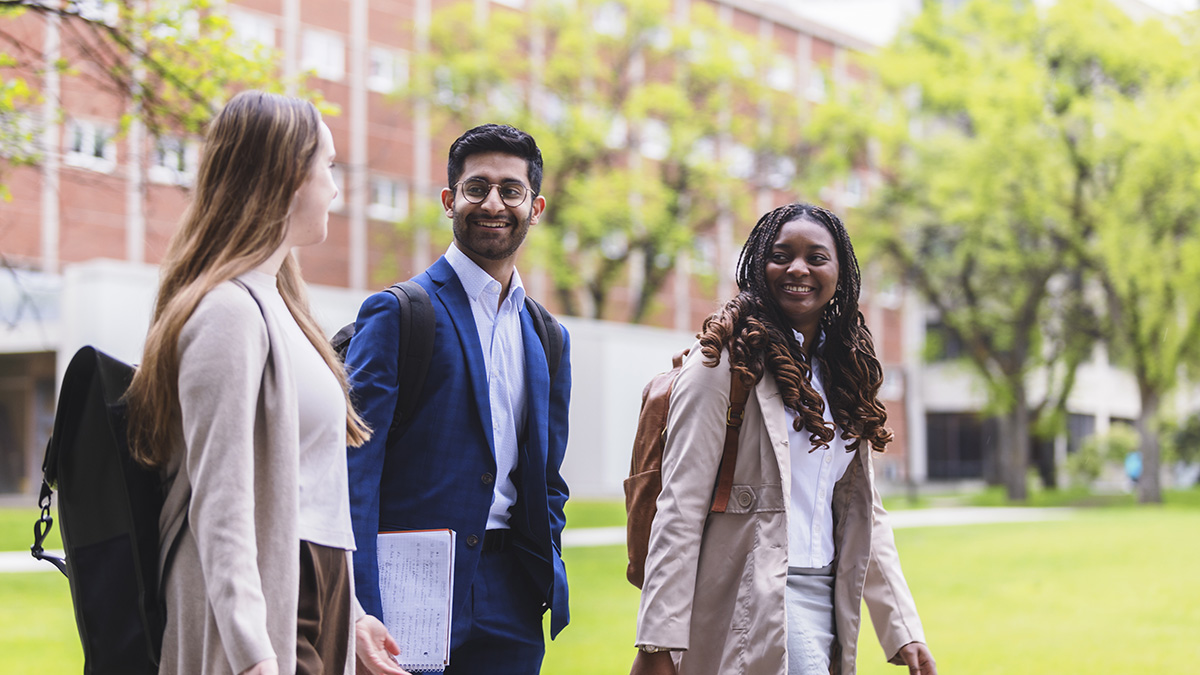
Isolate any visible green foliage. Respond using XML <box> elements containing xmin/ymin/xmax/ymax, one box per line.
<box><xmin>1066</xmin><ymin>426</ymin><xmax>1139</xmax><ymax>487</ymax></box>
<box><xmin>0</xmin><ymin>1</ymin><xmax>323</xmax><ymax>151</ymax></box>
<box><xmin>809</xmin><ymin>0</ymin><xmax>1200</xmax><ymax>500</ymax></box>
<box><xmin>408</xmin><ymin>0</ymin><xmax>809</xmax><ymax>320</ymax></box>
<box><xmin>1162</xmin><ymin>414</ymin><xmax>1200</xmax><ymax>465</ymax></box>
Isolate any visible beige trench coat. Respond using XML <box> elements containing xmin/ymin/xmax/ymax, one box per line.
<box><xmin>636</xmin><ymin>344</ymin><xmax>925</xmax><ymax>675</ymax></box>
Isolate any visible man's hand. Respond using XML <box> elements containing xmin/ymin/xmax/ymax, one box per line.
<box><xmin>239</xmin><ymin>659</ymin><xmax>278</xmax><ymax>675</ymax></box>
<box><xmin>630</xmin><ymin>649</ymin><xmax>676</xmax><ymax>675</ymax></box>
<box><xmin>354</xmin><ymin>615</ymin><xmax>409</xmax><ymax>675</ymax></box>
<box><xmin>897</xmin><ymin>641</ymin><xmax>937</xmax><ymax>675</ymax></box>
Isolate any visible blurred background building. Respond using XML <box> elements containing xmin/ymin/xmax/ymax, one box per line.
<box><xmin>3</xmin><ymin>0</ymin><xmax>1190</xmax><ymax>500</ymax></box>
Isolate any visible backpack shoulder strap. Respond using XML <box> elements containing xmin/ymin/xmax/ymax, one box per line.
<box><xmin>387</xmin><ymin>280</ymin><xmax>435</xmax><ymax>434</ymax></box>
<box><xmin>524</xmin><ymin>297</ymin><xmax>564</xmax><ymax>382</ymax></box>
<box><xmin>710</xmin><ymin>372</ymin><xmax>751</xmax><ymax>514</ymax></box>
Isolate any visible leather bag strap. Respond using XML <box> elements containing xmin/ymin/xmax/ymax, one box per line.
<box><xmin>710</xmin><ymin>373</ymin><xmax>750</xmax><ymax>513</ymax></box>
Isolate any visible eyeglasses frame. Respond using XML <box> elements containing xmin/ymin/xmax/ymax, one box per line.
<box><xmin>454</xmin><ymin>178</ymin><xmax>533</xmax><ymax>208</ymax></box>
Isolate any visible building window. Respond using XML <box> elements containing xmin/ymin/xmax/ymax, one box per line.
<box><xmin>228</xmin><ymin>9</ymin><xmax>275</xmax><ymax>50</ymax></box>
<box><xmin>806</xmin><ymin>69</ymin><xmax>827</xmax><ymax>102</ymax></box>
<box><xmin>688</xmin><ymin>136</ymin><xmax>716</xmax><ymax>166</ymax></box>
<box><xmin>843</xmin><ymin>172</ymin><xmax>864</xmax><ymax>207</ymax></box>
<box><xmin>725</xmin><ymin>143</ymin><xmax>754</xmax><ymax>180</ymax></box>
<box><xmin>488</xmin><ymin>84</ymin><xmax>524</xmax><ymax>119</ymax></box>
<box><xmin>71</xmin><ymin>0</ymin><xmax>118</xmax><ymax>26</ymax></box>
<box><xmin>594</xmin><ymin>2</ymin><xmax>626</xmax><ymax>37</ymax></box>
<box><xmin>605</xmin><ymin>115</ymin><xmax>628</xmax><ymax>150</ymax></box>
<box><xmin>368</xmin><ymin>47</ymin><xmax>408</xmax><ymax>94</ymax></box>
<box><xmin>765</xmin><ymin>155</ymin><xmax>796</xmax><ymax>190</ymax></box>
<box><xmin>692</xmin><ymin>235</ymin><xmax>717</xmax><ymax>276</ymax></box>
<box><xmin>330</xmin><ymin>165</ymin><xmax>345</xmax><ymax>213</ymax></box>
<box><xmin>925</xmin><ymin>315</ymin><xmax>964</xmax><ymax>361</ymax></box>
<box><xmin>1067</xmin><ymin>413</ymin><xmax>1096</xmax><ymax>455</ymax></box>
<box><xmin>925</xmin><ymin>412</ymin><xmax>993</xmax><ymax>480</ymax></box>
<box><xmin>638</xmin><ymin>119</ymin><xmax>669</xmax><ymax>161</ymax></box>
<box><xmin>728</xmin><ymin>42</ymin><xmax>754</xmax><ymax>78</ymax></box>
<box><xmin>64</xmin><ymin>119</ymin><xmax>116</xmax><ymax>173</ymax></box>
<box><xmin>302</xmin><ymin>29</ymin><xmax>345</xmax><ymax>81</ymax></box>
<box><xmin>148</xmin><ymin>0</ymin><xmax>199</xmax><ymax>40</ymax></box>
<box><xmin>768</xmin><ymin>55</ymin><xmax>796</xmax><ymax>92</ymax></box>
<box><xmin>149</xmin><ymin>136</ymin><xmax>198</xmax><ymax>185</ymax></box>
<box><xmin>368</xmin><ymin>176</ymin><xmax>407</xmax><ymax>222</ymax></box>
<box><xmin>536</xmin><ymin>92</ymin><xmax>567</xmax><ymax>128</ymax></box>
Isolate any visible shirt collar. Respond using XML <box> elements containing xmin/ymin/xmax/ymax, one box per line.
<box><xmin>445</xmin><ymin>243</ymin><xmax>526</xmax><ymax>310</ymax></box>
<box><xmin>791</xmin><ymin>328</ymin><xmax>826</xmax><ymax>353</ymax></box>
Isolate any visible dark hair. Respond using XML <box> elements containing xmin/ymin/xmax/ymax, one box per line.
<box><xmin>698</xmin><ymin>203</ymin><xmax>892</xmax><ymax>453</ymax></box>
<box><xmin>446</xmin><ymin>123</ymin><xmax>544</xmax><ymax>195</ymax></box>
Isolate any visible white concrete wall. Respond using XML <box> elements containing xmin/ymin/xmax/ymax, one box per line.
<box><xmin>556</xmin><ymin>316</ymin><xmax>696</xmax><ymax>498</ymax></box>
<box><xmin>51</xmin><ymin>259</ymin><xmax>690</xmax><ymax>498</ymax></box>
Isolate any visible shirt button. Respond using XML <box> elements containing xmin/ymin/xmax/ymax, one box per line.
<box><xmin>818</xmin><ymin>489</ymin><xmax>826</xmax><ymax>499</ymax></box>
<box><xmin>824</xmin><ymin>455</ymin><xmax>832</xmax><ymax>464</ymax></box>
<box><xmin>466</xmin><ymin>534</ymin><xmax>480</xmax><ymax>547</ymax></box>
<box><xmin>737</xmin><ymin>491</ymin><xmax>753</xmax><ymax>508</ymax></box>
<box><xmin>482</xmin><ymin>473</ymin><xmax>495</xmax><ymax>486</ymax></box>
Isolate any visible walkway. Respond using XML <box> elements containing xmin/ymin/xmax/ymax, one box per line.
<box><xmin>1</xmin><ymin>507</ymin><xmax>1075</xmax><ymax>574</ymax></box>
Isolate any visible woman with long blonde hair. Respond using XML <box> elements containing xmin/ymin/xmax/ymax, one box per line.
<box><xmin>126</xmin><ymin>91</ymin><xmax>406</xmax><ymax>675</ymax></box>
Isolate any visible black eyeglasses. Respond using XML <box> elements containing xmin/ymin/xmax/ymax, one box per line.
<box><xmin>456</xmin><ymin>178</ymin><xmax>532</xmax><ymax>207</ymax></box>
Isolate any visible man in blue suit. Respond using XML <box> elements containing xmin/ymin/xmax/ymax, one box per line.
<box><xmin>345</xmin><ymin>124</ymin><xmax>570</xmax><ymax>673</ymax></box>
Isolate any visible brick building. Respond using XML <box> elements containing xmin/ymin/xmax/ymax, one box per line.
<box><xmin>0</xmin><ymin>0</ymin><xmax>936</xmax><ymax>498</ymax></box>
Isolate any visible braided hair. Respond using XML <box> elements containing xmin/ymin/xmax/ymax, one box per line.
<box><xmin>698</xmin><ymin>203</ymin><xmax>893</xmax><ymax>453</ymax></box>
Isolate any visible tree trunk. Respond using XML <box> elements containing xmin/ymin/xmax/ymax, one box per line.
<box><xmin>1137</xmin><ymin>385</ymin><xmax>1163</xmax><ymax>504</ymax></box>
<box><xmin>1000</xmin><ymin>388</ymin><xmax>1031</xmax><ymax>502</ymax></box>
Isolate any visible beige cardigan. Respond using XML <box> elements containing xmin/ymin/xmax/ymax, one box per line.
<box><xmin>635</xmin><ymin>344</ymin><xmax>925</xmax><ymax>675</ymax></box>
<box><xmin>157</xmin><ymin>281</ymin><xmax>363</xmax><ymax>675</ymax></box>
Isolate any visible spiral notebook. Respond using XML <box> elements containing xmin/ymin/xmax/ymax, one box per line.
<box><xmin>377</xmin><ymin>529</ymin><xmax>456</xmax><ymax>672</ymax></box>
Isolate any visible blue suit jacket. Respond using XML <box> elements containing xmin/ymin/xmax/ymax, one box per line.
<box><xmin>345</xmin><ymin>256</ymin><xmax>571</xmax><ymax>639</ymax></box>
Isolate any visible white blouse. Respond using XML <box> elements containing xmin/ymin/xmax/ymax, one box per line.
<box><xmin>238</xmin><ymin>270</ymin><xmax>355</xmax><ymax>550</ymax></box>
<box><xmin>785</xmin><ymin>330</ymin><xmax>856</xmax><ymax>569</ymax></box>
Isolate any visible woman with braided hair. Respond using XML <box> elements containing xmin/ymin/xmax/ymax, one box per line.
<box><xmin>631</xmin><ymin>203</ymin><xmax>937</xmax><ymax>675</ymax></box>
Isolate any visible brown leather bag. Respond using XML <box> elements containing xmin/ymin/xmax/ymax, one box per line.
<box><xmin>623</xmin><ymin>348</ymin><xmax>751</xmax><ymax>589</ymax></box>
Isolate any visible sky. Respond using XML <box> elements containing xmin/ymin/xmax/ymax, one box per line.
<box><xmin>773</xmin><ymin>0</ymin><xmax>1199</xmax><ymax>46</ymax></box>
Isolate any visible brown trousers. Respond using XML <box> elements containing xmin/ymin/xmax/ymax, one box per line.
<box><xmin>296</xmin><ymin>540</ymin><xmax>351</xmax><ymax>675</ymax></box>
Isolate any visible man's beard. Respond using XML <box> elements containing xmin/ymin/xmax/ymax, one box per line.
<box><xmin>451</xmin><ymin>208</ymin><xmax>532</xmax><ymax>262</ymax></box>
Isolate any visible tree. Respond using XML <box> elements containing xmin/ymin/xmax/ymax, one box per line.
<box><xmin>0</xmin><ymin>0</ymin><xmax>319</xmax><ymax>187</ymax></box>
<box><xmin>815</xmin><ymin>0</ymin><xmax>1200</xmax><ymax>502</ymax></box>
<box><xmin>1088</xmin><ymin>70</ymin><xmax>1200</xmax><ymax>503</ymax></box>
<box><xmin>408</xmin><ymin>0</ymin><xmax>808</xmax><ymax>321</ymax></box>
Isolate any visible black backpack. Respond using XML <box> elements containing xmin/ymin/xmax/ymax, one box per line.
<box><xmin>332</xmin><ymin>280</ymin><xmax>565</xmax><ymax>434</ymax></box>
<box><xmin>32</xmin><ymin>346</ymin><xmax>163</xmax><ymax>675</ymax></box>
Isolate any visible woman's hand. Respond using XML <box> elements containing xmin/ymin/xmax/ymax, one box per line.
<box><xmin>897</xmin><ymin>641</ymin><xmax>937</xmax><ymax>675</ymax></box>
<box><xmin>239</xmin><ymin>658</ymin><xmax>278</xmax><ymax>675</ymax></box>
<box><xmin>630</xmin><ymin>649</ymin><xmax>676</xmax><ymax>675</ymax></box>
<box><xmin>354</xmin><ymin>615</ymin><xmax>409</xmax><ymax>675</ymax></box>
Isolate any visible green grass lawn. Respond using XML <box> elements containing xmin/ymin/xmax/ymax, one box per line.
<box><xmin>5</xmin><ymin>493</ymin><xmax>1200</xmax><ymax>673</ymax></box>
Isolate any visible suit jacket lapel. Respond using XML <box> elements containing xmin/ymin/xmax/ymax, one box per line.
<box><xmin>428</xmin><ymin>257</ymin><xmax>495</xmax><ymax>456</ymax></box>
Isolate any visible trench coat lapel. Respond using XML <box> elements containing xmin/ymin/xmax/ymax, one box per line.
<box><xmin>754</xmin><ymin>374</ymin><xmax>792</xmax><ymax>506</ymax></box>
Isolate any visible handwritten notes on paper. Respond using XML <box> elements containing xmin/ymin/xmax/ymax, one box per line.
<box><xmin>377</xmin><ymin>529</ymin><xmax>456</xmax><ymax>672</ymax></box>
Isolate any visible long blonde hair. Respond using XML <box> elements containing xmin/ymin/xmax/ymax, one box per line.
<box><xmin>126</xmin><ymin>90</ymin><xmax>370</xmax><ymax>467</ymax></box>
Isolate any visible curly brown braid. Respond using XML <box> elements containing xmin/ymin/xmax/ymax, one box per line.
<box><xmin>698</xmin><ymin>203</ymin><xmax>893</xmax><ymax>453</ymax></box>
